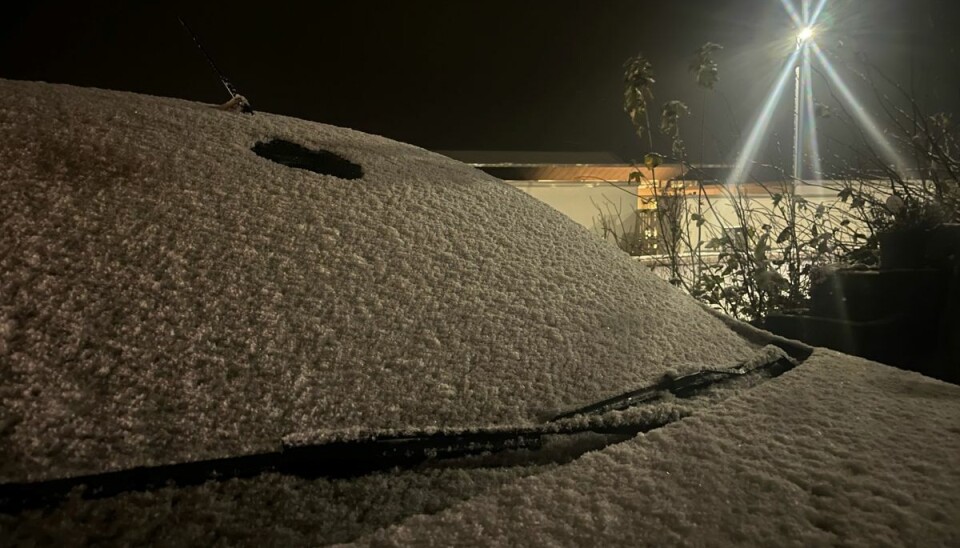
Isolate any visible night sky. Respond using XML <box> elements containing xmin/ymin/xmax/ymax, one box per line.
<box><xmin>2</xmin><ymin>1</ymin><xmax>958</xmax><ymax>165</ymax></box>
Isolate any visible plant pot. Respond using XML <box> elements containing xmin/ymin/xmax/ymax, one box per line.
<box><xmin>879</xmin><ymin>229</ymin><xmax>928</xmax><ymax>270</ymax></box>
<box><xmin>809</xmin><ymin>268</ymin><xmax>886</xmax><ymax>321</ymax></box>
<box><xmin>925</xmin><ymin>224</ymin><xmax>960</xmax><ymax>270</ymax></box>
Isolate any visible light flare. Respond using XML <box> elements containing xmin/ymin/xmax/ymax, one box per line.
<box><xmin>802</xmin><ymin>47</ymin><xmax>823</xmax><ymax>178</ymax></box>
<box><xmin>779</xmin><ymin>0</ymin><xmax>804</xmax><ymax>28</ymax></box>
<box><xmin>751</xmin><ymin>0</ymin><xmax>900</xmax><ymax>181</ymax></box>
<box><xmin>811</xmin><ymin>44</ymin><xmax>906</xmax><ymax>173</ymax></box>
<box><xmin>809</xmin><ymin>0</ymin><xmax>829</xmax><ymax>25</ymax></box>
<box><xmin>727</xmin><ymin>49</ymin><xmax>802</xmax><ymax>186</ymax></box>
<box><xmin>793</xmin><ymin>53</ymin><xmax>804</xmax><ymax>179</ymax></box>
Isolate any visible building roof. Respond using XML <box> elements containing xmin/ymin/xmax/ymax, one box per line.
<box><xmin>437</xmin><ymin>154</ymin><xmax>795</xmax><ymax>186</ymax></box>
<box><xmin>436</xmin><ymin>150</ymin><xmax>626</xmax><ymax>165</ymax></box>
<box><xmin>479</xmin><ymin>164</ymin><xmax>674</xmax><ymax>183</ymax></box>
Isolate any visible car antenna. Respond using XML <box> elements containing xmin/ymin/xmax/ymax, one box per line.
<box><xmin>177</xmin><ymin>15</ymin><xmax>254</xmax><ymax>114</ymax></box>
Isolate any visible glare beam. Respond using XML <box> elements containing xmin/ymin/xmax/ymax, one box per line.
<box><xmin>811</xmin><ymin>44</ymin><xmax>906</xmax><ymax>174</ymax></box>
<box><xmin>779</xmin><ymin>0</ymin><xmax>804</xmax><ymax>28</ymax></box>
<box><xmin>727</xmin><ymin>49</ymin><xmax>803</xmax><ymax>186</ymax></box>
<box><xmin>809</xmin><ymin>0</ymin><xmax>829</xmax><ymax>26</ymax></box>
<box><xmin>802</xmin><ymin>47</ymin><xmax>823</xmax><ymax>178</ymax></box>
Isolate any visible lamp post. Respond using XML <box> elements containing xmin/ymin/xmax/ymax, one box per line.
<box><xmin>793</xmin><ymin>27</ymin><xmax>814</xmax><ymax>181</ymax></box>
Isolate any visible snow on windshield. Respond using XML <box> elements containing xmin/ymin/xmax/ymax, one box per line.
<box><xmin>351</xmin><ymin>349</ymin><xmax>960</xmax><ymax>546</ymax></box>
<box><xmin>0</xmin><ymin>79</ymin><xmax>758</xmax><ymax>483</ymax></box>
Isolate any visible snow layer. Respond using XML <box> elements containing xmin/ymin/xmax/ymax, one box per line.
<box><xmin>352</xmin><ymin>349</ymin><xmax>960</xmax><ymax>547</ymax></box>
<box><xmin>0</xmin><ymin>79</ymin><xmax>758</xmax><ymax>482</ymax></box>
<box><xmin>0</xmin><ymin>466</ymin><xmax>550</xmax><ymax>546</ymax></box>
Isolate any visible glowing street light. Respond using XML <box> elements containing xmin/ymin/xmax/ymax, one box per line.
<box><xmin>793</xmin><ymin>26</ymin><xmax>815</xmax><ymax>180</ymax></box>
<box><xmin>730</xmin><ymin>0</ymin><xmax>902</xmax><ymax>186</ymax></box>
<box><xmin>732</xmin><ymin>1</ymin><xmax>826</xmax><ymax>185</ymax></box>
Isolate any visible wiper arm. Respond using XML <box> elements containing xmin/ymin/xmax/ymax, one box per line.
<box><xmin>550</xmin><ymin>348</ymin><xmax>798</xmax><ymax>422</ymax></box>
<box><xmin>0</xmin><ymin>346</ymin><xmax>804</xmax><ymax>514</ymax></box>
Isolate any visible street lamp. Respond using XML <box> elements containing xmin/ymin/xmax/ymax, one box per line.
<box><xmin>730</xmin><ymin>1</ymin><xmax>901</xmax><ymax>187</ymax></box>
<box><xmin>726</xmin><ymin>9</ymin><xmax>821</xmax><ymax>186</ymax></box>
<box><xmin>793</xmin><ymin>26</ymin><xmax>815</xmax><ymax>180</ymax></box>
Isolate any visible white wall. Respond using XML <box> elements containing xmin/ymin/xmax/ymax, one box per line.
<box><xmin>508</xmin><ymin>180</ymin><xmax>870</xmax><ymax>253</ymax></box>
<box><xmin>507</xmin><ymin>181</ymin><xmax>639</xmax><ymax>235</ymax></box>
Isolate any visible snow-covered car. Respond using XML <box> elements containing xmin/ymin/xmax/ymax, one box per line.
<box><xmin>1</xmin><ymin>79</ymin><xmax>957</xmax><ymax>547</ymax></box>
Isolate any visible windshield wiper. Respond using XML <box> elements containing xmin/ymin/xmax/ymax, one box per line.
<box><xmin>0</xmin><ymin>429</ymin><xmax>545</xmax><ymax>514</ymax></box>
<box><xmin>550</xmin><ymin>350</ymin><xmax>798</xmax><ymax>422</ymax></box>
<box><xmin>0</xmin><ymin>345</ymin><xmax>806</xmax><ymax>514</ymax></box>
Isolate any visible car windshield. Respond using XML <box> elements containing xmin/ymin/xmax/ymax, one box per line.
<box><xmin>0</xmin><ymin>80</ymin><xmax>783</xmax><ymax>487</ymax></box>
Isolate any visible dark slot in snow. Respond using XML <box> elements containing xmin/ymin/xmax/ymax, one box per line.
<box><xmin>252</xmin><ymin>139</ymin><xmax>363</xmax><ymax>179</ymax></box>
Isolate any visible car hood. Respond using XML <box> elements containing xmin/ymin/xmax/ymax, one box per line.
<box><xmin>3</xmin><ymin>349</ymin><xmax>956</xmax><ymax>546</ymax></box>
<box><xmin>0</xmin><ymin>79</ymin><xmax>760</xmax><ymax>483</ymax></box>
<box><xmin>350</xmin><ymin>348</ymin><xmax>960</xmax><ymax>547</ymax></box>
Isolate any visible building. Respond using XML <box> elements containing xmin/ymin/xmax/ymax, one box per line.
<box><xmin>438</xmin><ymin>150</ymin><xmax>849</xmax><ymax>258</ymax></box>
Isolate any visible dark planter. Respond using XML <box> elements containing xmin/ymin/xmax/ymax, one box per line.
<box><xmin>925</xmin><ymin>224</ymin><xmax>960</xmax><ymax>270</ymax></box>
<box><xmin>809</xmin><ymin>268</ymin><xmax>885</xmax><ymax>321</ymax></box>
<box><xmin>810</xmin><ymin>268</ymin><xmax>947</xmax><ymax>322</ymax></box>
<box><xmin>762</xmin><ymin>311</ymin><xmax>901</xmax><ymax>358</ymax></box>
<box><xmin>880</xmin><ymin>224</ymin><xmax>960</xmax><ymax>270</ymax></box>
<box><xmin>764</xmin><ymin>263</ymin><xmax>954</xmax><ymax>382</ymax></box>
<box><xmin>879</xmin><ymin>229</ymin><xmax>928</xmax><ymax>270</ymax></box>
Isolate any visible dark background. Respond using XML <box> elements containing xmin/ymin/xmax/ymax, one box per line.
<box><xmin>2</xmin><ymin>1</ymin><xmax>958</xmax><ymax>165</ymax></box>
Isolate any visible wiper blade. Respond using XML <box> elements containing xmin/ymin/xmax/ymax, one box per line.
<box><xmin>0</xmin><ymin>429</ymin><xmax>546</xmax><ymax>514</ymax></box>
<box><xmin>0</xmin><ymin>420</ymin><xmax>666</xmax><ymax>514</ymax></box>
<box><xmin>550</xmin><ymin>349</ymin><xmax>798</xmax><ymax>422</ymax></box>
<box><xmin>0</xmin><ymin>346</ymin><xmax>804</xmax><ymax>514</ymax></box>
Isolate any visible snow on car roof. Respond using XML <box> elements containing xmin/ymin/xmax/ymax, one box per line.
<box><xmin>0</xmin><ymin>79</ymin><xmax>758</xmax><ymax>483</ymax></box>
<box><xmin>351</xmin><ymin>349</ymin><xmax>960</xmax><ymax>547</ymax></box>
